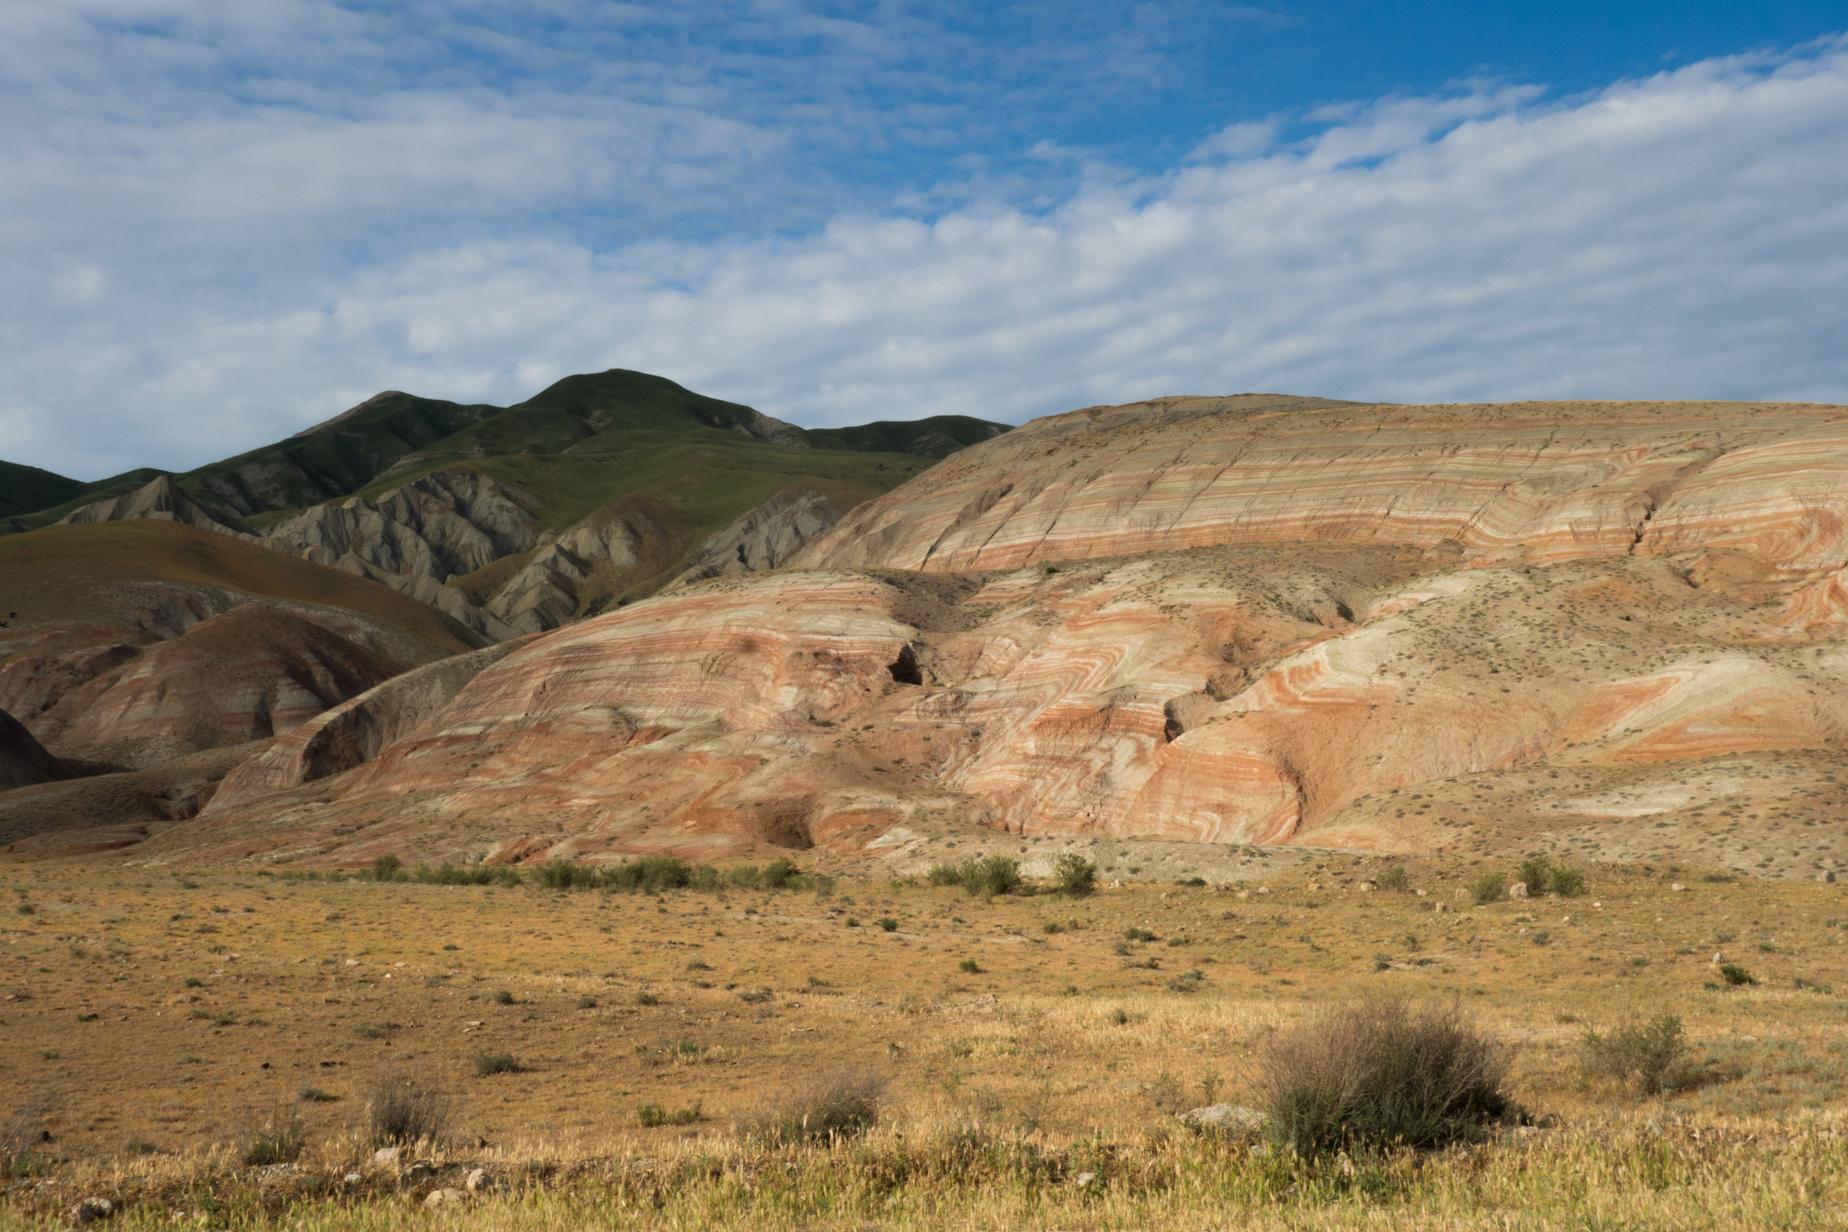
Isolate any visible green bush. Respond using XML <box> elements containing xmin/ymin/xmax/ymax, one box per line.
<box><xmin>1471</xmin><ymin>874</ymin><xmax>1507</xmax><ymax>905</ymax></box>
<box><xmin>1374</xmin><ymin>865</ymin><xmax>1412</xmax><ymax>892</ymax></box>
<box><xmin>472</xmin><ymin>1050</ymin><xmax>523</xmax><ymax>1077</ymax></box>
<box><xmin>368</xmin><ymin>854</ymin><xmax>404</xmax><ymax>882</ymax></box>
<box><xmin>959</xmin><ymin>857</ymin><xmax>1023</xmax><ymax>899</ymax></box>
<box><xmin>1516</xmin><ymin>856</ymin><xmax>1589</xmax><ymax>898</ymax></box>
<box><xmin>1548</xmin><ymin>865</ymin><xmax>1588</xmax><ymax>897</ymax></box>
<box><xmin>1580</xmin><ymin>1014</ymin><xmax>1686</xmax><ymax>1095</ymax></box>
<box><xmin>1719</xmin><ymin>963</ymin><xmax>1757</xmax><ymax>986</ymax></box>
<box><xmin>412</xmin><ymin>863</ymin><xmax>517</xmax><ymax>886</ymax></box>
<box><xmin>1515</xmin><ymin>857</ymin><xmax>1552</xmax><ymax>897</ymax></box>
<box><xmin>924</xmin><ymin>863</ymin><xmax>963</xmax><ymax>887</ymax></box>
<box><xmin>1053</xmin><ymin>853</ymin><xmax>1097</xmax><ymax>896</ymax></box>
<box><xmin>600</xmin><ymin>857</ymin><xmax>695</xmax><ymax>893</ymax></box>
<box><xmin>1257</xmin><ymin>997</ymin><xmax>1515</xmax><ymax>1156</ymax></box>
<box><xmin>637</xmin><ymin>1101</ymin><xmax>701</xmax><ymax>1128</ymax></box>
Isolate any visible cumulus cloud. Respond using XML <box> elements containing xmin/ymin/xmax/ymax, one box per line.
<box><xmin>1</xmin><ymin>18</ymin><xmax>1845</xmax><ymax>477</ymax></box>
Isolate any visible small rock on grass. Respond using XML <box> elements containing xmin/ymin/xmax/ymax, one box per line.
<box><xmin>72</xmin><ymin>1197</ymin><xmax>115</xmax><ymax>1224</ymax></box>
<box><xmin>424</xmin><ymin>1188</ymin><xmax>468</xmax><ymax>1209</ymax></box>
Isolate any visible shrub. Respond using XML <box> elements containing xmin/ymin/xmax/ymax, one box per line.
<box><xmin>537</xmin><ymin>860</ymin><xmax>597</xmax><ymax>890</ymax></box>
<box><xmin>1549</xmin><ymin>865</ymin><xmax>1588</xmax><ymax>897</ymax></box>
<box><xmin>1719</xmin><ymin>963</ymin><xmax>1757</xmax><ymax>986</ymax></box>
<box><xmin>744</xmin><ymin>1071</ymin><xmax>885</xmax><ymax>1144</ymax></box>
<box><xmin>1374</xmin><ymin>865</ymin><xmax>1412</xmax><ymax>892</ymax></box>
<box><xmin>924</xmin><ymin>863</ymin><xmax>963</xmax><ymax>887</ymax></box>
<box><xmin>959</xmin><ymin>856</ymin><xmax>1022</xmax><ymax>899</ymax></box>
<box><xmin>601</xmin><ymin>857</ymin><xmax>695</xmax><ymax>893</ymax></box>
<box><xmin>1515</xmin><ymin>856</ymin><xmax>1552</xmax><ymax>897</ymax></box>
<box><xmin>637</xmin><ymin>1101</ymin><xmax>702</xmax><ymax>1128</ymax></box>
<box><xmin>958</xmin><ymin>958</ymin><xmax>982</xmax><ymax>974</ymax></box>
<box><xmin>877</xmin><ymin>917</ymin><xmax>898</xmax><ymax>932</ymax></box>
<box><xmin>473</xmin><ymin>1050</ymin><xmax>523</xmax><ymax>1077</ymax></box>
<box><xmin>365</xmin><ymin>1072</ymin><xmax>452</xmax><ymax>1146</ymax></box>
<box><xmin>1256</xmin><ymin>996</ymin><xmax>1515</xmax><ymax>1156</ymax></box>
<box><xmin>1053</xmin><ymin>853</ymin><xmax>1097</xmax><ymax>896</ymax></box>
<box><xmin>368</xmin><ymin>854</ymin><xmax>404</xmax><ymax>882</ymax></box>
<box><xmin>1580</xmin><ymin>1014</ymin><xmax>1686</xmax><ymax>1095</ymax></box>
<box><xmin>239</xmin><ymin>1109</ymin><xmax>306</xmax><ymax>1166</ymax></box>
<box><xmin>1471</xmin><ymin>874</ymin><xmax>1507</xmax><ymax>905</ymax></box>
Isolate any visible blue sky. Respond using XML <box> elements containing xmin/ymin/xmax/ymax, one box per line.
<box><xmin>2</xmin><ymin>1</ymin><xmax>1846</xmax><ymax>478</ymax></box>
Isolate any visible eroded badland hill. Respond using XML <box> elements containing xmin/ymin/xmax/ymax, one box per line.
<box><xmin>58</xmin><ymin>393</ymin><xmax>1846</xmax><ymax>880</ymax></box>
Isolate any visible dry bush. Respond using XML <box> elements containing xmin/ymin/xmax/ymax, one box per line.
<box><xmin>238</xmin><ymin>1108</ymin><xmax>306</xmax><ymax>1166</ymax></box>
<box><xmin>743</xmin><ymin>1070</ymin><xmax>886</xmax><ymax>1145</ymax></box>
<box><xmin>365</xmin><ymin>1072</ymin><xmax>454</xmax><ymax>1146</ymax></box>
<box><xmin>1256</xmin><ymin>996</ymin><xmax>1516</xmax><ymax>1156</ymax></box>
<box><xmin>1580</xmin><ymin>1014</ymin><xmax>1688</xmax><ymax>1095</ymax></box>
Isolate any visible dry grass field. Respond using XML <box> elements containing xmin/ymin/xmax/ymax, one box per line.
<box><xmin>2</xmin><ymin>850</ymin><xmax>1846</xmax><ymax>1228</ymax></box>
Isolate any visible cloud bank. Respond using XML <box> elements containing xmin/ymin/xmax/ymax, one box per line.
<box><xmin>1</xmin><ymin>8</ymin><xmax>1844</xmax><ymax>477</ymax></box>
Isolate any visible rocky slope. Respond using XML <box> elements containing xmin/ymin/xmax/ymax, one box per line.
<box><xmin>665</xmin><ymin>489</ymin><xmax>847</xmax><ymax>589</ymax></box>
<box><xmin>58</xmin><ymin>474</ymin><xmax>248</xmax><ymax>538</ymax></box>
<box><xmin>158</xmin><ymin>397</ymin><xmax>1848</xmax><ymax>879</ymax></box>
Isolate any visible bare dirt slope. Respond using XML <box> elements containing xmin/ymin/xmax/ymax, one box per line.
<box><xmin>138</xmin><ymin>397</ymin><xmax>1848</xmax><ymax>878</ymax></box>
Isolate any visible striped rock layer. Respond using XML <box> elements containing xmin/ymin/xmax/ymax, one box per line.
<box><xmin>174</xmin><ymin>398</ymin><xmax>1848</xmax><ymax>875</ymax></box>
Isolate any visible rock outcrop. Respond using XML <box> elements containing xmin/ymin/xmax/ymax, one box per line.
<box><xmin>264</xmin><ymin>469</ymin><xmax>537</xmax><ymax>582</ymax></box>
<box><xmin>666</xmin><ymin>489</ymin><xmax>846</xmax><ymax>590</ymax></box>
<box><xmin>0</xmin><ymin>708</ymin><xmax>62</xmax><ymax>790</ymax></box>
<box><xmin>132</xmin><ymin>398</ymin><xmax>1848</xmax><ymax>879</ymax></box>
<box><xmin>57</xmin><ymin>475</ymin><xmax>248</xmax><ymax>538</ymax></box>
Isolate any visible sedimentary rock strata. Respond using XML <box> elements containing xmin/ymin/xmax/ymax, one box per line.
<box><xmin>132</xmin><ymin>398</ymin><xmax>1848</xmax><ymax>877</ymax></box>
<box><xmin>800</xmin><ymin>397</ymin><xmax>1848</xmax><ymax>575</ymax></box>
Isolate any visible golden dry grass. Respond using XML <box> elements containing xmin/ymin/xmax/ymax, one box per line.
<box><xmin>2</xmin><ymin>855</ymin><xmax>1845</xmax><ymax>1227</ymax></box>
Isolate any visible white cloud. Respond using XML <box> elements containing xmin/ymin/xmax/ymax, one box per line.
<box><xmin>1</xmin><ymin>31</ymin><xmax>1846</xmax><ymax>478</ymax></box>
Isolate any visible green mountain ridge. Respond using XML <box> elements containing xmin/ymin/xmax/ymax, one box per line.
<box><xmin>3</xmin><ymin>369</ymin><xmax>1011</xmax><ymax>530</ymax></box>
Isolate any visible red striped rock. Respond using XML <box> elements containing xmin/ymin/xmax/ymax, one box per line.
<box><xmin>155</xmin><ymin>398</ymin><xmax>1848</xmax><ymax>875</ymax></box>
<box><xmin>800</xmin><ymin>398</ymin><xmax>1848</xmax><ymax>574</ymax></box>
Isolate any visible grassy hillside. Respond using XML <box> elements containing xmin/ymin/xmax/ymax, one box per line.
<box><xmin>2</xmin><ymin>465</ymin><xmax>168</xmax><ymax>529</ymax></box>
<box><xmin>170</xmin><ymin>370</ymin><xmax>1005</xmax><ymax>522</ymax></box>
<box><xmin>181</xmin><ymin>391</ymin><xmax>500</xmax><ymax>516</ymax></box>
<box><xmin>5</xmin><ymin>370</ymin><xmax>1007</xmax><ymax>540</ymax></box>
<box><xmin>0</xmin><ymin>460</ymin><xmax>85</xmax><ymax>519</ymax></box>
<box><xmin>0</xmin><ymin>521</ymin><xmax>477</xmax><ymax>658</ymax></box>
<box><xmin>806</xmin><ymin>414</ymin><xmax>1009</xmax><ymax>457</ymax></box>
